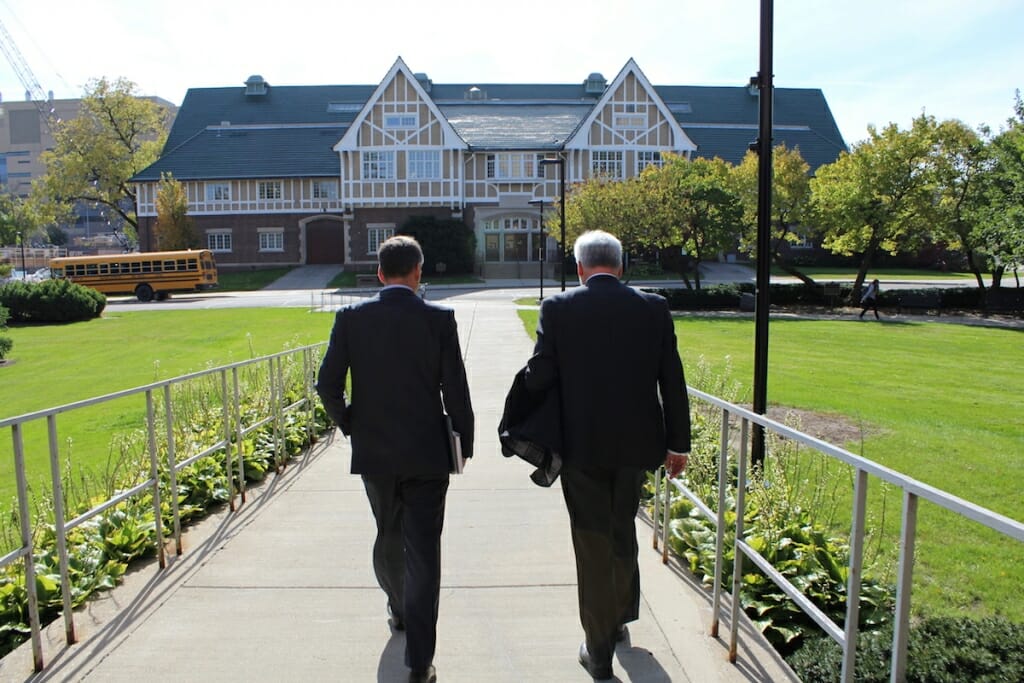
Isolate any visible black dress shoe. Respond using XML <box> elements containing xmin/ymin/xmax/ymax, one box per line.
<box><xmin>578</xmin><ymin>642</ymin><xmax>613</xmax><ymax>680</ymax></box>
<box><xmin>408</xmin><ymin>664</ymin><xmax>436</xmax><ymax>683</ymax></box>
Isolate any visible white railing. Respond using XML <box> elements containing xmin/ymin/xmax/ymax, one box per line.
<box><xmin>0</xmin><ymin>343</ymin><xmax>325</xmax><ymax>672</ymax></box>
<box><xmin>651</xmin><ymin>387</ymin><xmax>1024</xmax><ymax>683</ymax></box>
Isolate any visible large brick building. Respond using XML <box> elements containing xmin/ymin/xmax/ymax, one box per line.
<box><xmin>131</xmin><ymin>58</ymin><xmax>846</xmax><ymax>275</ymax></box>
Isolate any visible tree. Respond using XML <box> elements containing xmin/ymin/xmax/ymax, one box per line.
<box><xmin>931</xmin><ymin>119</ymin><xmax>992</xmax><ymax>289</ymax></box>
<box><xmin>977</xmin><ymin>93</ymin><xmax>1024</xmax><ymax>288</ymax></box>
<box><xmin>152</xmin><ymin>173</ymin><xmax>198</xmax><ymax>250</ymax></box>
<box><xmin>733</xmin><ymin>145</ymin><xmax>815</xmax><ymax>284</ymax></box>
<box><xmin>643</xmin><ymin>155</ymin><xmax>743</xmax><ymax>289</ymax></box>
<box><xmin>0</xmin><ymin>191</ymin><xmax>44</xmax><ymax>247</ymax></box>
<box><xmin>810</xmin><ymin>115</ymin><xmax>939</xmax><ymax>296</ymax></box>
<box><xmin>34</xmin><ymin>77</ymin><xmax>171</xmax><ymax>240</ymax></box>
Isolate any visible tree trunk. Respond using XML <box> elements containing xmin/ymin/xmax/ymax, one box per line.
<box><xmin>774</xmin><ymin>257</ymin><xmax>816</xmax><ymax>285</ymax></box>
<box><xmin>852</xmin><ymin>232</ymin><xmax>882</xmax><ymax>302</ymax></box>
<box><xmin>992</xmin><ymin>264</ymin><xmax>1005</xmax><ymax>289</ymax></box>
<box><xmin>966</xmin><ymin>249</ymin><xmax>987</xmax><ymax>291</ymax></box>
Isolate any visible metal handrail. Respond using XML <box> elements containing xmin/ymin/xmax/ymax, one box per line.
<box><xmin>0</xmin><ymin>343</ymin><xmax>326</xmax><ymax>672</ymax></box>
<box><xmin>653</xmin><ymin>386</ymin><xmax>1024</xmax><ymax>683</ymax></box>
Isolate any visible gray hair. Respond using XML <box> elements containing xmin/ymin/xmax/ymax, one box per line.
<box><xmin>573</xmin><ymin>230</ymin><xmax>622</xmax><ymax>269</ymax></box>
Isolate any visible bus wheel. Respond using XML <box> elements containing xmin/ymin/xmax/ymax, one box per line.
<box><xmin>136</xmin><ymin>284</ymin><xmax>154</xmax><ymax>302</ymax></box>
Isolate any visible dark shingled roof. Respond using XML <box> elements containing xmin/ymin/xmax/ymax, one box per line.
<box><xmin>133</xmin><ymin>79</ymin><xmax>846</xmax><ymax>182</ymax></box>
<box><xmin>439</xmin><ymin>103</ymin><xmax>592</xmax><ymax>150</ymax></box>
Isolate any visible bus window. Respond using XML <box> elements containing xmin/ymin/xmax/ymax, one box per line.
<box><xmin>99</xmin><ymin>264</ymin><xmax>109</xmax><ymax>275</ymax></box>
<box><xmin>130</xmin><ymin>262</ymin><xmax>141</xmax><ymax>273</ymax></box>
<box><xmin>86</xmin><ymin>264</ymin><xmax>98</xmax><ymax>275</ymax></box>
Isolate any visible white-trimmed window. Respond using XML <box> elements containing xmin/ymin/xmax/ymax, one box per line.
<box><xmin>614</xmin><ymin>102</ymin><xmax>647</xmax><ymax>130</ymax></box>
<box><xmin>636</xmin><ymin>151</ymin><xmax>664</xmax><ymax>173</ymax></box>
<box><xmin>258</xmin><ymin>228</ymin><xmax>284</xmax><ymax>252</ymax></box>
<box><xmin>258</xmin><ymin>181</ymin><xmax>283</xmax><ymax>200</ymax></box>
<box><xmin>384</xmin><ymin>113</ymin><xmax>418</xmax><ymax>129</ymax></box>
<box><xmin>591</xmin><ymin>151</ymin><xmax>624</xmax><ymax>178</ymax></box>
<box><xmin>205</xmin><ymin>182</ymin><xmax>231</xmax><ymax>202</ymax></box>
<box><xmin>363</xmin><ymin>151</ymin><xmax>396</xmax><ymax>180</ymax></box>
<box><xmin>486</xmin><ymin>153</ymin><xmax>546</xmax><ymax>180</ymax></box>
<box><xmin>207</xmin><ymin>230</ymin><xmax>232</xmax><ymax>252</ymax></box>
<box><xmin>407</xmin><ymin>150</ymin><xmax>441</xmax><ymax>180</ymax></box>
<box><xmin>312</xmin><ymin>180</ymin><xmax>337</xmax><ymax>199</ymax></box>
<box><xmin>367</xmin><ymin>225</ymin><xmax>395</xmax><ymax>255</ymax></box>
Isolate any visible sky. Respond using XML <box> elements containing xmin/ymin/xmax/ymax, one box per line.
<box><xmin>0</xmin><ymin>0</ymin><xmax>1021</xmax><ymax>147</ymax></box>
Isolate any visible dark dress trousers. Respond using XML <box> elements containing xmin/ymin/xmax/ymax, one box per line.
<box><xmin>316</xmin><ymin>286</ymin><xmax>474</xmax><ymax>671</ymax></box>
<box><xmin>524</xmin><ymin>274</ymin><xmax>690</xmax><ymax>668</ymax></box>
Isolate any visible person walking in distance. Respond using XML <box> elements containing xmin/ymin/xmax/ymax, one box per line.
<box><xmin>316</xmin><ymin>235</ymin><xmax>474</xmax><ymax>683</ymax></box>
<box><xmin>860</xmin><ymin>278</ymin><xmax>881</xmax><ymax>319</ymax></box>
<box><xmin>519</xmin><ymin>230</ymin><xmax>691</xmax><ymax>680</ymax></box>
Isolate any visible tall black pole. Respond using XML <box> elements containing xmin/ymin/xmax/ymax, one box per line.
<box><xmin>18</xmin><ymin>231</ymin><xmax>26</xmax><ymax>280</ymax></box>
<box><xmin>558</xmin><ymin>158</ymin><xmax>566</xmax><ymax>292</ymax></box>
<box><xmin>529</xmin><ymin>198</ymin><xmax>545</xmax><ymax>300</ymax></box>
<box><xmin>751</xmin><ymin>0</ymin><xmax>774</xmax><ymax>468</ymax></box>
<box><xmin>540</xmin><ymin>156</ymin><xmax>567</xmax><ymax>291</ymax></box>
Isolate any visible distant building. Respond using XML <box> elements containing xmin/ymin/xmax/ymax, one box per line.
<box><xmin>0</xmin><ymin>93</ymin><xmax>176</xmax><ymax>242</ymax></box>
<box><xmin>132</xmin><ymin>58</ymin><xmax>846</xmax><ymax>274</ymax></box>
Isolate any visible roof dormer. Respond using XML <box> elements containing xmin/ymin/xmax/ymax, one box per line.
<box><xmin>245</xmin><ymin>75</ymin><xmax>269</xmax><ymax>97</ymax></box>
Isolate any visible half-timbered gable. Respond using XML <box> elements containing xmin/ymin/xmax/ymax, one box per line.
<box><xmin>565</xmin><ymin>59</ymin><xmax>696</xmax><ymax>182</ymax></box>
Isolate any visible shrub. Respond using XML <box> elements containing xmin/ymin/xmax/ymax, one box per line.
<box><xmin>0</xmin><ymin>279</ymin><xmax>106</xmax><ymax>323</ymax></box>
<box><xmin>0</xmin><ymin>304</ymin><xmax>10</xmax><ymax>359</ymax></box>
<box><xmin>787</xmin><ymin>616</ymin><xmax>1024</xmax><ymax>682</ymax></box>
<box><xmin>399</xmin><ymin>215</ymin><xmax>476</xmax><ymax>275</ymax></box>
<box><xmin>645</xmin><ymin>284</ymin><xmax>744</xmax><ymax>310</ymax></box>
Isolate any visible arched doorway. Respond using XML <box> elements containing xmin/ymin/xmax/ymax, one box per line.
<box><xmin>303</xmin><ymin>216</ymin><xmax>346</xmax><ymax>264</ymax></box>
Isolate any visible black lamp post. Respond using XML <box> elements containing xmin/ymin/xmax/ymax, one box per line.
<box><xmin>528</xmin><ymin>198</ymin><xmax>545</xmax><ymax>301</ymax></box>
<box><xmin>17</xmin><ymin>231</ymin><xmax>26</xmax><ymax>280</ymax></box>
<box><xmin>539</xmin><ymin>156</ymin><xmax>566</xmax><ymax>291</ymax></box>
<box><xmin>750</xmin><ymin>0</ymin><xmax>775</xmax><ymax>468</ymax></box>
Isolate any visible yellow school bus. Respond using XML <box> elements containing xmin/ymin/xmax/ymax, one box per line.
<box><xmin>50</xmin><ymin>250</ymin><xmax>218</xmax><ymax>302</ymax></box>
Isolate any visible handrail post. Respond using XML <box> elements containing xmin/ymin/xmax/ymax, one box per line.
<box><xmin>711</xmin><ymin>406</ymin><xmax>730</xmax><ymax>638</ymax></box>
<box><xmin>13</xmin><ymin>424</ymin><xmax>44</xmax><ymax>671</ymax></box>
<box><xmin>46</xmin><ymin>415</ymin><xmax>75</xmax><ymax>645</ymax></box>
<box><xmin>221</xmin><ymin>369</ymin><xmax>234</xmax><ymax>512</ymax></box>
<box><xmin>146</xmin><ymin>390</ymin><xmax>167</xmax><ymax>569</ymax></box>
<box><xmin>232</xmin><ymin>367</ymin><xmax>246</xmax><ymax>505</ymax></box>
<box><xmin>891</xmin><ymin>491</ymin><xmax>918</xmax><ymax>683</ymax></box>
<box><xmin>728</xmin><ymin>418</ymin><xmax>750</xmax><ymax>662</ymax></box>
<box><xmin>653</xmin><ymin>467</ymin><xmax>663</xmax><ymax>550</ymax></box>
<box><xmin>841</xmin><ymin>469</ymin><xmax>869</xmax><ymax>682</ymax></box>
<box><xmin>164</xmin><ymin>385</ymin><xmax>183</xmax><ymax>555</ymax></box>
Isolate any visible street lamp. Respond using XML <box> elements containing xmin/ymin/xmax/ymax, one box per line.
<box><xmin>539</xmin><ymin>156</ymin><xmax>566</xmax><ymax>291</ymax></box>
<box><xmin>528</xmin><ymin>198</ymin><xmax>545</xmax><ymax>301</ymax></box>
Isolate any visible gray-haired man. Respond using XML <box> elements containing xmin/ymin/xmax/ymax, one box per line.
<box><xmin>522</xmin><ymin>230</ymin><xmax>691</xmax><ymax>680</ymax></box>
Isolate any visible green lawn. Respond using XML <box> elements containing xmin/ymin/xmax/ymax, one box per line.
<box><xmin>216</xmin><ymin>267</ymin><xmax>295</xmax><ymax>291</ymax></box>
<box><xmin>772</xmin><ymin>266</ymin><xmax>982</xmax><ymax>281</ymax></box>
<box><xmin>518</xmin><ymin>308</ymin><xmax>1023</xmax><ymax>621</ymax></box>
<box><xmin>0</xmin><ymin>309</ymin><xmax>336</xmax><ymax>506</ymax></box>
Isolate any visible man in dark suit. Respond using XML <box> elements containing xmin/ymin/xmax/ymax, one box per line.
<box><xmin>317</xmin><ymin>235</ymin><xmax>474</xmax><ymax>683</ymax></box>
<box><xmin>524</xmin><ymin>230</ymin><xmax>690</xmax><ymax>681</ymax></box>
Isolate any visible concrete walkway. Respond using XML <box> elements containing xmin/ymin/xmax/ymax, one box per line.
<box><xmin>0</xmin><ymin>298</ymin><xmax>796</xmax><ymax>682</ymax></box>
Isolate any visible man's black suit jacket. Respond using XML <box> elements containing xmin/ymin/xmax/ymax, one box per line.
<box><xmin>524</xmin><ymin>274</ymin><xmax>690</xmax><ymax>471</ymax></box>
<box><xmin>316</xmin><ymin>286</ymin><xmax>474</xmax><ymax>477</ymax></box>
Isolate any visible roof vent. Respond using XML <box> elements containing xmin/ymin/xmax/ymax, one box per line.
<box><xmin>465</xmin><ymin>86</ymin><xmax>486</xmax><ymax>101</ymax></box>
<box><xmin>584</xmin><ymin>72</ymin><xmax>607</xmax><ymax>96</ymax></box>
<box><xmin>414</xmin><ymin>72</ymin><xmax>433</xmax><ymax>93</ymax></box>
<box><xmin>245</xmin><ymin>75</ymin><xmax>269</xmax><ymax>96</ymax></box>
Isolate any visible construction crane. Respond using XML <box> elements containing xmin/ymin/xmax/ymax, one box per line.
<box><xmin>0</xmin><ymin>17</ymin><xmax>58</xmax><ymax>132</ymax></box>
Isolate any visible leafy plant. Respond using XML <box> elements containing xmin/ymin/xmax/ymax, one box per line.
<box><xmin>788</xmin><ymin>616</ymin><xmax>1024</xmax><ymax>682</ymax></box>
